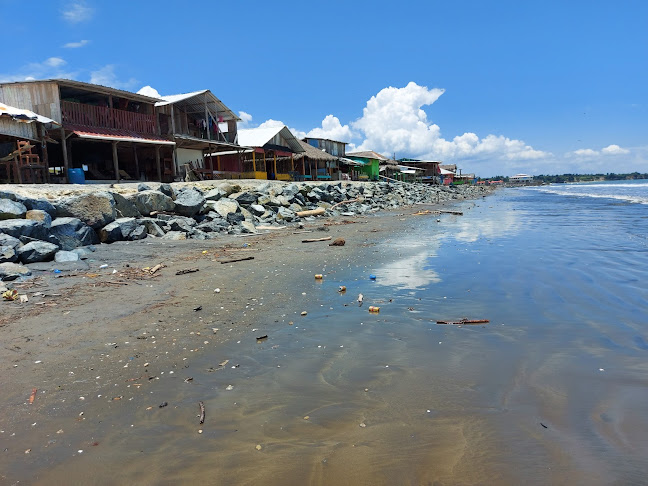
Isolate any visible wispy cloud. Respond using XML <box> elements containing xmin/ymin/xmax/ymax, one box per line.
<box><xmin>0</xmin><ymin>57</ymin><xmax>75</xmax><ymax>83</ymax></box>
<box><xmin>238</xmin><ymin>111</ymin><xmax>253</xmax><ymax>127</ymax></box>
<box><xmin>568</xmin><ymin>144</ymin><xmax>630</xmax><ymax>158</ymax></box>
<box><xmin>89</xmin><ymin>65</ymin><xmax>137</xmax><ymax>90</ymax></box>
<box><xmin>61</xmin><ymin>1</ymin><xmax>93</xmax><ymax>23</ymax></box>
<box><xmin>63</xmin><ymin>39</ymin><xmax>90</xmax><ymax>48</ymax></box>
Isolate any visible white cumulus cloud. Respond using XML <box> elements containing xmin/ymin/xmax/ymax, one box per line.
<box><xmin>62</xmin><ymin>1</ymin><xmax>93</xmax><ymax>23</ymax></box>
<box><xmin>347</xmin><ymin>82</ymin><xmax>551</xmax><ymax>166</ymax></box>
<box><xmin>601</xmin><ymin>144</ymin><xmax>630</xmax><ymax>155</ymax></box>
<box><xmin>63</xmin><ymin>40</ymin><xmax>90</xmax><ymax>48</ymax></box>
<box><xmin>306</xmin><ymin>115</ymin><xmax>355</xmax><ymax>142</ymax></box>
<box><xmin>137</xmin><ymin>85</ymin><xmax>162</xmax><ymax>98</ymax></box>
<box><xmin>238</xmin><ymin>111</ymin><xmax>253</xmax><ymax>127</ymax></box>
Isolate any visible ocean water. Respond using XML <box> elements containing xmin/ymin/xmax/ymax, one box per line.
<box><xmin>29</xmin><ymin>181</ymin><xmax>648</xmax><ymax>485</ymax></box>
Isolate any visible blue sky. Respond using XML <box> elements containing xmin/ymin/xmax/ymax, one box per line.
<box><xmin>1</xmin><ymin>0</ymin><xmax>646</xmax><ymax>177</ymax></box>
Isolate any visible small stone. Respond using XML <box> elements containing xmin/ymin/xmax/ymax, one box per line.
<box><xmin>255</xmin><ymin>444</ymin><xmax>262</xmax><ymax>451</ymax></box>
<box><xmin>301</xmin><ymin>311</ymin><xmax>307</xmax><ymax>316</ymax></box>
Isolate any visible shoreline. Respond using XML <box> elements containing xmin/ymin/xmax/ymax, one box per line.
<box><xmin>1</xmin><ymin>184</ymin><xmax>492</xmax><ymax>484</ymax></box>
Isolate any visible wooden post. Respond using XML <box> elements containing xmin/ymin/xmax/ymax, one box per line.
<box><xmin>263</xmin><ymin>151</ymin><xmax>266</xmax><ymax>176</ymax></box>
<box><xmin>39</xmin><ymin>124</ymin><xmax>50</xmax><ymax>183</ymax></box>
<box><xmin>273</xmin><ymin>152</ymin><xmax>277</xmax><ymax>179</ymax></box>
<box><xmin>155</xmin><ymin>145</ymin><xmax>162</xmax><ymax>181</ymax></box>
<box><xmin>252</xmin><ymin>151</ymin><xmax>256</xmax><ymax>173</ymax></box>
<box><xmin>291</xmin><ymin>154</ymin><xmax>294</xmax><ymax>172</ymax></box>
<box><xmin>204</xmin><ymin>93</ymin><xmax>210</xmax><ymax>140</ymax></box>
<box><xmin>217</xmin><ymin>155</ymin><xmax>221</xmax><ymax>171</ymax></box>
<box><xmin>302</xmin><ymin>157</ymin><xmax>305</xmax><ymax>176</ymax></box>
<box><xmin>132</xmin><ymin>143</ymin><xmax>140</xmax><ymax>180</ymax></box>
<box><xmin>112</xmin><ymin>141</ymin><xmax>120</xmax><ymax>182</ymax></box>
<box><xmin>59</xmin><ymin>128</ymin><xmax>69</xmax><ymax>182</ymax></box>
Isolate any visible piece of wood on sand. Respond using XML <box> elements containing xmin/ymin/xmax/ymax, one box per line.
<box><xmin>439</xmin><ymin>210</ymin><xmax>463</xmax><ymax>215</ymax></box>
<box><xmin>295</xmin><ymin>208</ymin><xmax>326</xmax><ymax>218</ymax></box>
<box><xmin>176</xmin><ymin>268</ymin><xmax>199</xmax><ymax>275</ymax></box>
<box><xmin>220</xmin><ymin>256</ymin><xmax>255</xmax><ymax>264</ymax></box>
<box><xmin>436</xmin><ymin>318</ymin><xmax>489</xmax><ymax>325</ymax></box>
<box><xmin>302</xmin><ymin>236</ymin><xmax>332</xmax><ymax>243</ymax></box>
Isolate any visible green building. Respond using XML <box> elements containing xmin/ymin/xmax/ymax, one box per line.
<box><xmin>345</xmin><ymin>150</ymin><xmax>389</xmax><ymax>181</ymax></box>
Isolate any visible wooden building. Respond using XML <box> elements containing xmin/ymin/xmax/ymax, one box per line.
<box><xmin>155</xmin><ymin>90</ymin><xmax>242</xmax><ymax>180</ymax></box>
<box><xmin>398</xmin><ymin>158</ymin><xmax>441</xmax><ymax>184</ymax></box>
<box><xmin>292</xmin><ymin>139</ymin><xmax>339</xmax><ymax>180</ymax></box>
<box><xmin>232</xmin><ymin>126</ymin><xmax>305</xmax><ymax>180</ymax></box>
<box><xmin>0</xmin><ymin>79</ymin><xmax>175</xmax><ymax>183</ymax></box>
<box><xmin>302</xmin><ymin>137</ymin><xmax>346</xmax><ymax>157</ymax></box>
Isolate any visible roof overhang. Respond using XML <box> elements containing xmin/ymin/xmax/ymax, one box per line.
<box><xmin>67</xmin><ymin>125</ymin><xmax>175</xmax><ymax>145</ymax></box>
<box><xmin>0</xmin><ymin>102</ymin><xmax>60</xmax><ymax>126</ymax></box>
<box><xmin>172</xmin><ymin>134</ymin><xmax>241</xmax><ymax>151</ymax></box>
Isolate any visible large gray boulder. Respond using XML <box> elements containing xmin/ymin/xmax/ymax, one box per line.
<box><xmin>22</xmin><ymin>198</ymin><xmax>56</xmax><ymax>217</ymax></box>
<box><xmin>0</xmin><ymin>199</ymin><xmax>27</xmax><ymax>220</ymax></box>
<box><xmin>233</xmin><ymin>192</ymin><xmax>257</xmax><ymax>206</ymax></box>
<box><xmin>174</xmin><ymin>188</ymin><xmax>205</xmax><ymax>217</ymax></box>
<box><xmin>168</xmin><ymin>218</ymin><xmax>195</xmax><ymax>233</ymax></box>
<box><xmin>282</xmin><ymin>183</ymin><xmax>300</xmax><ymax>198</ymax></box>
<box><xmin>0</xmin><ymin>234</ymin><xmax>21</xmax><ymax>249</ymax></box>
<box><xmin>56</xmin><ymin>192</ymin><xmax>117</xmax><ymax>229</ymax></box>
<box><xmin>0</xmin><ymin>246</ymin><xmax>17</xmax><ymax>263</ymax></box>
<box><xmin>249</xmin><ymin>204</ymin><xmax>266</xmax><ymax>216</ymax></box>
<box><xmin>196</xmin><ymin>220</ymin><xmax>228</xmax><ymax>233</ymax></box>
<box><xmin>209</xmin><ymin>198</ymin><xmax>240</xmax><ymax>219</ymax></box>
<box><xmin>226</xmin><ymin>212</ymin><xmax>245</xmax><ymax>224</ymax></box>
<box><xmin>49</xmin><ymin>217</ymin><xmax>99</xmax><ymax>250</ymax></box>
<box><xmin>112</xmin><ymin>192</ymin><xmax>142</xmax><ymax>218</ymax></box>
<box><xmin>54</xmin><ymin>250</ymin><xmax>80</xmax><ymax>262</ymax></box>
<box><xmin>0</xmin><ymin>219</ymin><xmax>47</xmax><ymax>240</ymax></box>
<box><xmin>17</xmin><ymin>241</ymin><xmax>59</xmax><ymax>264</ymax></box>
<box><xmin>204</xmin><ymin>187</ymin><xmax>225</xmax><ymax>201</ymax></box>
<box><xmin>217</xmin><ymin>183</ymin><xmax>240</xmax><ymax>196</ymax></box>
<box><xmin>240</xmin><ymin>221</ymin><xmax>257</xmax><ymax>234</ymax></box>
<box><xmin>276</xmin><ymin>207</ymin><xmax>296</xmax><ymax>222</ymax></box>
<box><xmin>0</xmin><ymin>262</ymin><xmax>31</xmax><ymax>281</ymax></box>
<box><xmin>130</xmin><ymin>190</ymin><xmax>175</xmax><ymax>216</ymax></box>
<box><xmin>25</xmin><ymin>209</ymin><xmax>52</xmax><ymax>228</ymax></box>
<box><xmin>99</xmin><ymin>218</ymin><xmax>145</xmax><ymax>243</ymax></box>
<box><xmin>140</xmin><ymin>218</ymin><xmax>165</xmax><ymax>237</ymax></box>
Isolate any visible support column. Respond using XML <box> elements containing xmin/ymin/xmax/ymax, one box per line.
<box><xmin>217</xmin><ymin>155</ymin><xmax>221</xmax><ymax>171</ymax></box>
<box><xmin>252</xmin><ymin>151</ymin><xmax>256</xmax><ymax>173</ymax></box>
<box><xmin>112</xmin><ymin>141</ymin><xmax>120</xmax><ymax>182</ymax></box>
<box><xmin>273</xmin><ymin>152</ymin><xmax>277</xmax><ymax>179</ymax></box>
<box><xmin>155</xmin><ymin>145</ymin><xmax>162</xmax><ymax>182</ymax></box>
<box><xmin>132</xmin><ymin>143</ymin><xmax>140</xmax><ymax>180</ymax></box>
<box><xmin>59</xmin><ymin>128</ymin><xmax>70</xmax><ymax>182</ymax></box>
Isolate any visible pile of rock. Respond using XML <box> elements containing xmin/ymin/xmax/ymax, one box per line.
<box><xmin>0</xmin><ymin>180</ymin><xmax>491</xmax><ymax>276</ymax></box>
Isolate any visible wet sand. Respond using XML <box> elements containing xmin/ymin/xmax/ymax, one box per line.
<box><xmin>2</xmin><ymin>200</ymin><xmax>486</xmax><ymax>485</ymax></box>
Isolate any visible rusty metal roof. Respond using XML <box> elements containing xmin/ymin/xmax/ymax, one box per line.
<box><xmin>0</xmin><ymin>101</ymin><xmax>60</xmax><ymax>126</ymax></box>
<box><xmin>66</xmin><ymin>124</ymin><xmax>175</xmax><ymax>145</ymax></box>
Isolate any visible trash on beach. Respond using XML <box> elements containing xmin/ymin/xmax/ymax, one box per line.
<box><xmin>29</xmin><ymin>388</ymin><xmax>37</xmax><ymax>404</ymax></box>
<box><xmin>302</xmin><ymin>237</ymin><xmax>332</xmax><ymax>243</ymax></box>
<box><xmin>540</xmin><ymin>423</ymin><xmax>548</xmax><ymax>429</ymax></box>
<box><xmin>338</xmin><ymin>286</ymin><xmax>347</xmax><ymax>292</ymax></box>
<box><xmin>214</xmin><ymin>288</ymin><xmax>221</xmax><ymax>293</ymax></box>
<box><xmin>199</xmin><ymin>401</ymin><xmax>205</xmax><ymax>424</ymax></box>
<box><xmin>159</xmin><ymin>402</ymin><xmax>168</xmax><ymax>408</ymax></box>
<box><xmin>357</xmin><ymin>293</ymin><xmax>363</xmax><ymax>305</ymax></box>
<box><xmin>184</xmin><ymin>377</ymin><xmax>193</xmax><ymax>383</ymax></box>
<box><xmin>301</xmin><ymin>311</ymin><xmax>308</xmax><ymax>316</ymax></box>
<box><xmin>295</xmin><ymin>208</ymin><xmax>325</xmax><ymax>218</ymax></box>
<box><xmin>3</xmin><ymin>289</ymin><xmax>18</xmax><ymax>301</ymax></box>
<box><xmin>412</xmin><ymin>210</ymin><xmax>437</xmax><ymax>216</ymax></box>
<box><xmin>256</xmin><ymin>334</ymin><xmax>268</xmax><ymax>342</ymax></box>
<box><xmin>255</xmin><ymin>444</ymin><xmax>262</xmax><ymax>451</ymax></box>
<box><xmin>440</xmin><ymin>210</ymin><xmax>463</xmax><ymax>215</ymax></box>
<box><xmin>99</xmin><ymin>264</ymin><xmax>108</xmax><ymax>269</ymax></box>
<box><xmin>225</xmin><ymin>385</ymin><xmax>234</xmax><ymax>391</ymax></box>
<box><xmin>369</xmin><ymin>274</ymin><xmax>377</xmax><ymax>280</ymax></box>
<box><xmin>329</xmin><ymin>237</ymin><xmax>346</xmax><ymax>246</ymax></box>
<box><xmin>220</xmin><ymin>256</ymin><xmax>255</xmax><ymax>264</ymax></box>
<box><xmin>148</xmin><ymin>263</ymin><xmax>165</xmax><ymax>274</ymax></box>
<box><xmin>436</xmin><ymin>318</ymin><xmax>489</xmax><ymax>325</ymax></box>
<box><xmin>315</xmin><ymin>274</ymin><xmax>323</xmax><ymax>280</ymax></box>
<box><xmin>368</xmin><ymin>306</ymin><xmax>380</xmax><ymax>313</ymax></box>
<box><xmin>176</xmin><ymin>268</ymin><xmax>199</xmax><ymax>275</ymax></box>
<box><xmin>193</xmin><ymin>306</ymin><xmax>202</xmax><ymax>312</ymax></box>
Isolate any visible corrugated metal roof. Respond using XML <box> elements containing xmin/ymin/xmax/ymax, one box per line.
<box><xmin>0</xmin><ymin>102</ymin><xmax>60</xmax><ymax>125</ymax></box>
<box><xmin>439</xmin><ymin>168</ymin><xmax>454</xmax><ymax>175</ymax></box>
<box><xmin>346</xmin><ymin>150</ymin><xmax>390</xmax><ymax>161</ymax></box>
<box><xmin>237</xmin><ymin>126</ymin><xmax>305</xmax><ymax>153</ymax></box>
<box><xmin>66</xmin><ymin>124</ymin><xmax>175</xmax><ymax>145</ymax></box>
<box><xmin>156</xmin><ymin>90</ymin><xmax>239</xmax><ymax>121</ymax></box>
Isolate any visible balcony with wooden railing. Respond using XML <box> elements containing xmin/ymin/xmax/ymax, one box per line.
<box><xmin>61</xmin><ymin>100</ymin><xmax>156</xmax><ymax>134</ymax></box>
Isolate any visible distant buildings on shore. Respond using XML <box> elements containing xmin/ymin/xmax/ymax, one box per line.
<box><xmin>1</xmin><ymin>79</ymin><xmax>475</xmax><ymax>185</ymax></box>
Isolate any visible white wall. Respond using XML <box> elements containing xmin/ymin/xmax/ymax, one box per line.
<box><xmin>176</xmin><ymin>148</ymin><xmax>203</xmax><ymax>170</ymax></box>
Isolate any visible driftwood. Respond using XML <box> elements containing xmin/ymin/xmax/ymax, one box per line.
<box><xmin>330</xmin><ymin>198</ymin><xmax>360</xmax><ymax>209</ymax></box>
<box><xmin>176</xmin><ymin>268</ymin><xmax>199</xmax><ymax>275</ymax></box>
<box><xmin>295</xmin><ymin>208</ymin><xmax>326</xmax><ymax>218</ymax></box>
<box><xmin>302</xmin><ymin>237</ymin><xmax>332</xmax><ymax>243</ymax></box>
<box><xmin>436</xmin><ymin>319</ymin><xmax>489</xmax><ymax>325</ymax></box>
<box><xmin>149</xmin><ymin>263</ymin><xmax>165</xmax><ymax>274</ymax></box>
<box><xmin>199</xmin><ymin>401</ymin><xmax>205</xmax><ymax>424</ymax></box>
<box><xmin>220</xmin><ymin>256</ymin><xmax>255</xmax><ymax>264</ymax></box>
<box><xmin>439</xmin><ymin>210</ymin><xmax>463</xmax><ymax>216</ymax></box>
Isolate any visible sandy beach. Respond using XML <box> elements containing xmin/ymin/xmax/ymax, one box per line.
<box><xmin>2</xmin><ymin>193</ymin><xmax>480</xmax><ymax>485</ymax></box>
